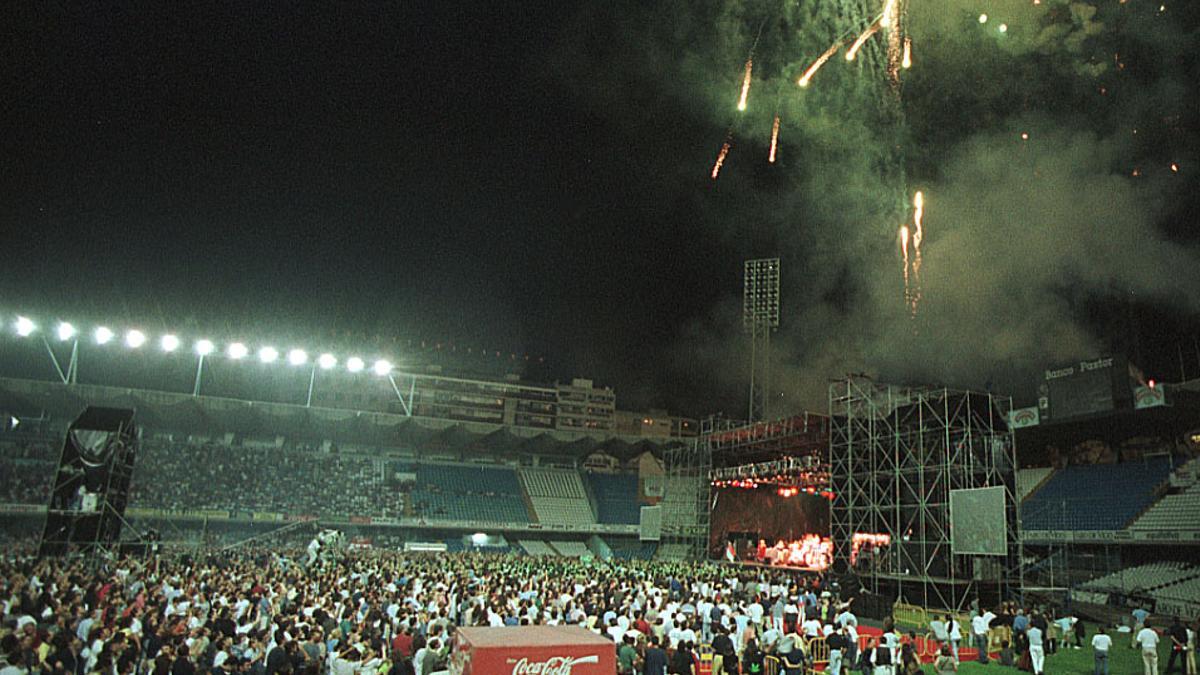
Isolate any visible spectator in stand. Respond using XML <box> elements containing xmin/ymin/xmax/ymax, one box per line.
<box><xmin>1092</xmin><ymin>626</ymin><xmax>1112</xmax><ymax>675</ymax></box>
<box><xmin>1167</xmin><ymin>617</ymin><xmax>1190</xmax><ymax>675</ymax></box>
<box><xmin>1138</xmin><ymin>619</ymin><xmax>1161</xmax><ymax>675</ymax></box>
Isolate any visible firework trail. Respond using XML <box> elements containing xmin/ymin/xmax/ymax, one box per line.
<box><xmin>737</xmin><ymin>59</ymin><xmax>753</xmax><ymax>111</ymax></box>
<box><xmin>899</xmin><ymin>225</ymin><xmax>911</xmax><ymax>305</ymax></box>
<box><xmin>768</xmin><ymin>115</ymin><xmax>781</xmax><ymax>163</ymax></box>
<box><xmin>902</xmin><ymin>37</ymin><xmax>912</xmax><ymax>69</ymax></box>
<box><xmin>880</xmin><ymin>0</ymin><xmax>898</xmax><ymax>27</ymax></box>
<box><xmin>846</xmin><ymin>22</ymin><xmax>881</xmax><ymax>61</ymax></box>
<box><xmin>798</xmin><ymin>42</ymin><xmax>842</xmax><ymax>87</ymax></box>
<box><xmin>884</xmin><ymin>0</ymin><xmax>903</xmax><ymax>84</ymax></box>
<box><xmin>711</xmin><ymin>136</ymin><xmax>733</xmax><ymax>180</ymax></box>
<box><xmin>911</xmin><ymin>191</ymin><xmax>925</xmax><ymax>314</ymax></box>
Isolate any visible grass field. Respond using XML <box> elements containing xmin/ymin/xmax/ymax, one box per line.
<box><xmin>945</xmin><ymin>637</ymin><xmax>1186</xmax><ymax>675</ymax></box>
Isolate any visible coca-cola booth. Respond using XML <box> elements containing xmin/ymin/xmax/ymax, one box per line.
<box><xmin>450</xmin><ymin>625</ymin><xmax>616</xmax><ymax>675</ymax></box>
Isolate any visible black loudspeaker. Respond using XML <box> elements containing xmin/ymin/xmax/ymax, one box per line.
<box><xmin>39</xmin><ymin>407</ymin><xmax>138</xmax><ymax>557</ymax></box>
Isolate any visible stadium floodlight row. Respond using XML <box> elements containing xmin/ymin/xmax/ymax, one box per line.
<box><xmin>10</xmin><ymin>314</ymin><xmax>393</xmax><ymax>376</ymax></box>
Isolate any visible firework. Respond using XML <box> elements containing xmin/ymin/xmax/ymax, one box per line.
<box><xmin>711</xmin><ymin>140</ymin><xmax>732</xmax><ymax>180</ymax></box>
<box><xmin>798</xmin><ymin>42</ymin><xmax>842</xmax><ymax>87</ymax></box>
<box><xmin>912</xmin><ymin>190</ymin><xmax>924</xmax><ymax>248</ymax></box>
<box><xmin>900</xmin><ymin>225</ymin><xmax>911</xmax><ymax>304</ymax></box>
<box><xmin>768</xmin><ymin>116</ymin><xmax>781</xmax><ymax>163</ymax></box>
<box><xmin>737</xmin><ymin>59</ymin><xmax>753</xmax><ymax>111</ymax></box>
<box><xmin>846</xmin><ymin>23</ymin><xmax>880</xmax><ymax>61</ymax></box>
<box><xmin>880</xmin><ymin>0</ymin><xmax>899</xmax><ymax>27</ymax></box>
<box><xmin>902</xmin><ymin>38</ymin><xmax>912</xmax><ymax>69</ymax></box>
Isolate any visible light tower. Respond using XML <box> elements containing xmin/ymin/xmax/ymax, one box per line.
<box><xmin>743</xmin><ymin>258</ymin><xmax>780</xmax><ymax>422</ymax></box>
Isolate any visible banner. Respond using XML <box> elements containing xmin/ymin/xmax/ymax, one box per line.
<box><xmin>1133</xmin><ymin>385</ymin><xmax>1166</xmax><ymax>409</ymax></box>
<box><xmin>1007</xmin><ymin>406</ymin><xmax>1040</xmax><ymax>429</ymax></box>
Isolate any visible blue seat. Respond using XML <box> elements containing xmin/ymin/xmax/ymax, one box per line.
<box><xmin>1021</xmin><ymin>459</ymin><xmax>1171</xmax><ymax>530</ymax></box>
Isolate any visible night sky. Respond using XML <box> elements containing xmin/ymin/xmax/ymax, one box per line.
<box><xmin>2</xmin><ymin>1</ymin><xmax>1198</xmax><ymax>417</ymax></box>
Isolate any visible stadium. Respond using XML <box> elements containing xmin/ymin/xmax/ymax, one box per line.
<box><xmin>2</xmin><ymin>311</ymin><xmax>1199</xmax><ymax>675</ymax></box>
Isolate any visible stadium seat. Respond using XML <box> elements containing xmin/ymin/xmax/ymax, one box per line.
<box><xmin>1020</xmin><ymin>458</ymin><xmax>1172</xmax><ymax>530</ymax></box>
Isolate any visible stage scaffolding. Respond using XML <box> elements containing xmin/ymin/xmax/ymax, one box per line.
<box><xmin>828</xmin><ymin>376</ymin><xmax>1022</xmax><ymax>611</ymax></box>
<box><xmin>660</xmin><ymin>418</ymin><xmax>717</xmax><ymax>560</ymax></box>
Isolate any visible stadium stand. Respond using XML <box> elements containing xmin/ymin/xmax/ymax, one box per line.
<box><xmin>586</xmin><ymin>472</ymin><xmax>642</xmax><ymax>524</ymax></box>
<box><xmin>548</xmin><ymin>540</ymin><xmax>590</xmax><ymax>557</ymax></box>
<box><xmin>1130</xmin><ymin>458</ymin><xmax>1200</xmax><ymax>530</ymax></box>
<box><xmin>605</xmin><ymin>538</ymin><xmax>657</xmax><ymax>560</ymax></box>
<box><xmin>410</xmin><ymin>463</ymin><xmax>529</xmax><ymax>522</ymax></box>
<box><xmin>1021</xmin><ymin>458</ymin><xmax>1172</xmax><ymax>530</ymax></box>
<box><xmin>1153</xmin><ymin>575</ymin><xmax>1200</xmax><ymax>606</ymax></box>
<box><xmin>518</xmin><ymin>468</ymin><xmax>595</xmax><ymax>526</ymax></box>
<box><xmin>1016</xmin><ymin>466</ymin><xmax>1054</xmax><ymax>501</ymax></box>
<box><xmin>1080</xmin><ymin>562</ymin><xmax>1198</xmax><ymax>594</ymax></box>
<box><xmin>517</xmin><ymin>539</ymin><xmax>557</xmax><ymax>556</ymax></box>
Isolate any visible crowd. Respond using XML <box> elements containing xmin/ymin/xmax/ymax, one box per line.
<box><xmin>0</xmin><ymin>546</ymin><xmax>886</xmax><ymax>675</ymax></box>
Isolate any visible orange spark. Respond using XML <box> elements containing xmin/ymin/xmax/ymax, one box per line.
<box><xmin>798</xmin><ymin>42</ymin><xmax>842</xmax><ymax>87</ymax></box>
<box><xmin>912</xmin><ymin>191</ymin><xmax>925</xmax><ymax>249</ymax></box>
<box><xmin>737</xmin><ymin>59</ymin><xmax>753</xmax><ymax>111</ymax></box>
<box><xmin>711</xmin><ymin>141</ymin><xmax>732</xmax><ymax>180</ymax></box>
<box><xmin>846</xmin><ymin>23</ymin><xmax>880</xmax><ymax>61</ymax></box>
<box><xmin>768</xmin><ymin>116</ymin><xmax>781</xmax><ymax>164</ymax></box>
<box><xmin>902</xmin><ymin>38</ymin><xmax>912</xmax><ymax>69</ymax></box>
<box><xmin>1171</xmin><ymin>163</ymin><xmax>1179</xmax><ymax>172</ymax></box>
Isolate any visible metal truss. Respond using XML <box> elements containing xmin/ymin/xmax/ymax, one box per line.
<box><xmin>828</xmin><ymin>376</ymin><xmax>1022</xmax><ymax>611</ymax></box>
<box><xmin>660</xmin><ymin>418</ymin><xmax>716</xmax><ymax>560</ymax></box>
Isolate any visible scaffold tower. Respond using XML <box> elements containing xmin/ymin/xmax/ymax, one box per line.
<box><xmin>828</xmin><ymin>376</ymin><xmax>1022</xmax><ymax>610</ymax></box>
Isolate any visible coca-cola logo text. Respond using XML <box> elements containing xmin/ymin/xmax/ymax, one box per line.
<box><xmin>509</xmin><ymin>655</ymin><xmax>600</xmax><ymax>675</ymax></box>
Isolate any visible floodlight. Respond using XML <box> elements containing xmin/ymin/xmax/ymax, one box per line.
<box><xmin>346</xmin><ymin>357</ymin><xmax>365</xmax><ymax>373</ymax></box>
<box><xmin>57</xmin><ymin>322</ymin><xmax>77</xmax><ymax>341</ymax></box>
<box><xmin>94</xmin><ymin>326</ymin><xmax>115</xmax><ymax>345</ymax></box>
<box><xmin>227</xmin><ymin>342</ymin><xmax>249</xmax><ymax>360</ymax></box>
<box><xmin>15</xmin><ymin>316</ymin><xmax>35</xmax><ymax>337</ymax></box>
<box><xmin>287</xmin><ymin>349</ymin><xmax>308</xmax><ymax>366</ymax></box>
<box><xmin>373</xmin><ymin>359</ymin><xmax>392</xmax><ymax>376</ymax></box>
<box><xmin>259</xmin><ymin>346</ymin><xmax>279</xmax><ymax>363</ymax></box>
<box><xmin>161</xmin><ymin>334</ymin><xmax>180</xmax><ymax>352</ymax></box>
<box><xmin>125</xmin><ymin>330</ymin><xmax>147</xmax><ymax>349</ymax></box>
<box><xmin>318</xmin><ymin>353</ymin><xmax>337</xmax><ymax>370</ymax></box>
<box><xmin>471</xmin><ymin>532</ymin><xmax>488</xmax><ymax>546</ymax></box>
<box><xmin>195</xmin><ymin>339</ymin><xmax>215</xmax><ymax>356</ymax></box>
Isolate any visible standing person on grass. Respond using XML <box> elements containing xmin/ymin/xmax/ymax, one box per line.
<box><xmin>1027</xmin><ymin>621</ymin><xmax>1046</xmax><ymax>675</ymax></box>
<box><xmin>1138</xmin><ymin>620</ymin><xmax>1161</xmax><ymax>675</ymax></box>
<box><xmin>1092</xmin><ymin>626</ymin><xmax>1112</xmax><ymax>675</ymax></box>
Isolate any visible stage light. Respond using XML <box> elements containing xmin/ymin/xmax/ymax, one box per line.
<box><xmin>347</xmin><ymin>357</ymin><xmax>365</xmax><ymax>373</ymax></box>
<box><xmin>287</xmin><ymin>349</ymin><xmax>308</xmax><ymax>366</ymax></box>
<box><xmin>161</xmin><ymin>334</ymin><xmax>180</xmax><ymax>352</ymax></box>
<box><xmin>57</xmin><ymin>322</ymin><xmax>77</xmax><ymax>341</ymax></box>
<box><xmin>15</xmin><ymin>316</ymin><xmax>36</xmax><ymax>337</ymax></box>
<box><xmin>1149</xmin><ymin>379</ymin><xmax>1156</xmax><ymax>389</ymax></box>
<box><xmin>125</xmin><ymin>330</ymin><xmax>147</xmax><ymax>349</ymax></box>
<box><xmin>259</xmin><ymin>346</ymin><xmax>279</xmax><ymax>363</ymax></box>
<box><xmin>227</xmin><ymin>342</ymin><xmax>249</xmax><ymax>360</ymax></box>
<box><xmin>94</xmin><ymin>326</ymin><xmax>115</xmax><ymax>345</ymax></box>
<box><xmin>318</xmin><ymin>353</ymin><xmax>337</xmax><ymax>370</ymax></box>
<box><xmin>373</xmin><ymin>359</ymin><xmax>392</xmax><ymax>376</ymax></box>
<box><xmin>195</xmin><ymin>339</ymin><xmax>215</xmax><ymax>356</ymax></box>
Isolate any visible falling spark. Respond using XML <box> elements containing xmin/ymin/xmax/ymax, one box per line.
<box><xmin>900</xmin><ymin>225</ymin><xmax>911</xmax><ymax>305</ymax></box>
<box><xmin>902</xmin><ymin>38</ymin><xmax>912</xmax><ymax>69</ymax></box>
<box><xmin>912</xmin><ymin>191</ymin><xmax>925</xmax><ymax>249</ymax></box>
<box><xmin>1171</xmin><ymin>163</ymin><xmax>1179</xmax><ymax>172</ymax></box>
<box><xmin>798</xmin><ymin>42</ymin><xmax>842</xmax><ymax>87</ymax></box>
<box><xmin>737</xmin><ymin>59</ymin><xmax>753</xmax><ymax>111</ymax></box>
<box><xmin>768</xmin><ymin>116</ymin><xmax>781</xmax><ymax>164</ymax></box>
<box><xmin>846</xmin><ymin>23</ymin><xmax>880</xmax><ymax>61</ymax></box>
<box><xmin>880</xmin><ymin>0</ymin><xmax>898</xmax><ymax>27</ymax></box>
<box><xmin>711</xmin><ymin>140</ymin><xmax>732</xmax><ymax>180</ymax></box>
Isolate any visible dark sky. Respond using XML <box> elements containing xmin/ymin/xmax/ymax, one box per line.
<box><xmin>1</xmin><ymin>1</ymin><xmax>1198</xmax><ymax>417</ymax></box>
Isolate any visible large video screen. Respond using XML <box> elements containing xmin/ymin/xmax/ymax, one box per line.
<box><xmin>950</xmin><ymin>486</ymin><xmax>1008</xmax><ymax>556</ymax></box>
<box><xmin>1045</xmin><ymin>356</ymin><xmax>1118</xmax><ymax>420</ymax></box>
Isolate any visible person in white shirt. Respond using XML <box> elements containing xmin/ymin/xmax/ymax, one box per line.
<box><xmin>1137</xmin><ymin>623</ymin><xmax>1160</xmax><ymax>675</ymax></box>
<box><xmin>947</xmin><ymin>616</ymin><xmax>963</xmax><ymax>663</ymax></box>
<box><xmin>971</xmin><ymin>613</ymin><xmax>991</xmax><ymax>664</ymax></box>
<box><xmin>1092</xmin><ymin>626</ymin><xmax>1112</xmax><ymax>675</ymax></box>
<box><xmin>1028</xmin><ymin>625</ymin><xmax>1045</xmax><ymax>675</ymax></box>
